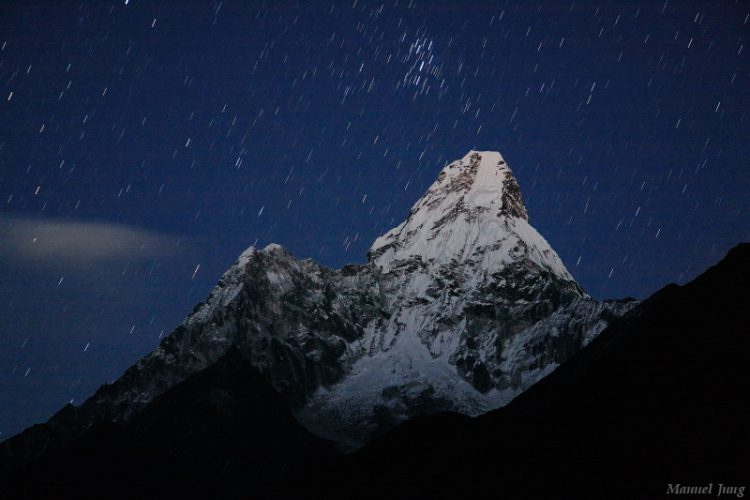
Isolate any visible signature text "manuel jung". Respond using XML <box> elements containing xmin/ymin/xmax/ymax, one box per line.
<box><xmin>667</xmin><ymin>484</ymin><xmax>745</xmax><ymax>498</ymax></box>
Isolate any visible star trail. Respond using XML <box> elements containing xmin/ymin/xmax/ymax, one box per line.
<box><xmin>1</xmin><ymin>0</ymin><xmax>748</xmax><ymax>439</ymax></box>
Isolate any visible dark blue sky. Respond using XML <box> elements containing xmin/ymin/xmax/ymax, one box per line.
<box><xmin>1</xmin><ymin>1</ymin><xmax>748</xmax><ymax>439</ymax></box>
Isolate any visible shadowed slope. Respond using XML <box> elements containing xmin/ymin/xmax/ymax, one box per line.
<box><xmin>2</xmin><ymin>348</ymin><xmax>334</xmax><ymax>499</ymax></box>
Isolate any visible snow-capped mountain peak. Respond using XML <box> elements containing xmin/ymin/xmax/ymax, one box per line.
<box><xmin>416</xmin><ymin>150</ymin><xmax>527</xmax><ymax>218</ymax></box>
<box><xmin>8</xmin><ymin>150</ymin><xmax>636</xmax><ymax>452</ymax></box>
<box><xmin>368</xmin><ymin>150</ymin><xmax>571</xmax><ymax>282</ymax></box>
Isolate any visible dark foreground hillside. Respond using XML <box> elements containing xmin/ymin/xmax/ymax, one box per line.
<box><xmin>2</xmin><ymin>244</ymin><xmax>749</xmax><ymax>499</ymax></box>
<box><xmin>1</xmin><ymin>348</ymin><xmax>335</xmax><ymax>499</ymax></box>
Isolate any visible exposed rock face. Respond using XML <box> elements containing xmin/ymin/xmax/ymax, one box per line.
<box><xmin>2</xmin><ymin>150</ymin><xmax>637</xmax><ymax>453</ymax></box>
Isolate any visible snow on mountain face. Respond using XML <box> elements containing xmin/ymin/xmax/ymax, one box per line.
<box><xmin>299</xmin><ymin>151</ymin><xmax>601</xmax><ymax>445</ymax></box>
<box><xmin>370</xmin><ymin>151</ymin><xmax>570</xmax><ymax>281</ymax></box>
<box><xmin>22</xmin><ymin>151</ymin><xmax>637</xmax><ymax>450</ymax></box>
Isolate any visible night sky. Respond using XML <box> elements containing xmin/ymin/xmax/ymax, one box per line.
<box><xmin>1</xmin><ymin>1</ymin><xmax>748</xmax><ymax>439</ymax></box>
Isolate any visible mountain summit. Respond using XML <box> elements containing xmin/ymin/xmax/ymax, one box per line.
<box><xmin>371</xmin><ymin>150</ymin><xmax>577</xmax><ymax>293</ymax></box>
<box><xmin>371</xmin><ymin>151</ymin><xmax>545</xmax><ymax>268</ymax></box>
<box><xmin>2</xmin><ymin>151</ymin><xmax>635</xmax><ymax>452</ymax></box>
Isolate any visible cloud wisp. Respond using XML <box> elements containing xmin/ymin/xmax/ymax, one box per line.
<box><xmin>0</xmin><ymin>216</ymin><xmax>183</xmax><ymax>265</ymax></box>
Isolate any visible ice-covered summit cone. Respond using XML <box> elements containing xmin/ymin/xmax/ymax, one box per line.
<box><xmin>369</xmin><ymin>151</ymin><xmax>577</xmax><ymax>286</ymax></box>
